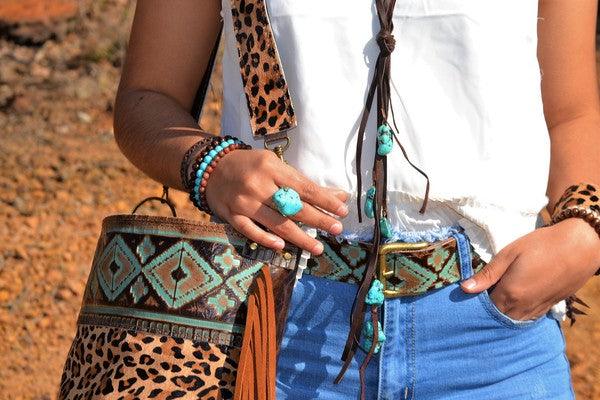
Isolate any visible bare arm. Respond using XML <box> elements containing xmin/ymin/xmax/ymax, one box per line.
<box><xmin>112</xmin><ymin>1</ymin><xmax>348</xmax><ymax>254</ymax></box>
<box><xmin>113</xmin><ymin>0</ymin><xmax>222</xmax><ymax>190</ymax></box>
<box><xmin>461</xmin><ymin>1</ymin><xmax>600</xmax><ymax>320</ymax></box>
<box><xmin>538</xmin><ymin>0</ymin><xmax>600</xmax><ymax>209</ymax></box>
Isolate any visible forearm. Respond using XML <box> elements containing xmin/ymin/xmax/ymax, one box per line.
<box><xmin>113</xmin><ymin>88</ymin><xmax>213</xmax><ymax>191</ymax></box>
<box><xmin>547</xmin><ymin>113</ymin><xmax>600</xmax><ymax>211</ymax></box>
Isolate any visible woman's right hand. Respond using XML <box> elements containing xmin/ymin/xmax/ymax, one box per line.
<box><xmin>205</xmin><ymin>149</ymin><xmax>349</xmax><ymax>255</ymax></box>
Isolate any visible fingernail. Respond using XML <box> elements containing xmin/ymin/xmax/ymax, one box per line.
<box><xmin>330</xmin><ymin>221</ymin><xmax>343</xmax><ymax>235</ymax></box>
<box><xmin>462</xmin><ymin>279</ymin><xmax>476</xmax><ymax>290</ymax></box>
<box><xmin>312</xmin><ymin>242</ymin><xmax>324</xmax><ymax>255</ymax></box>
<box><xmin>336</xmin><ymin>204</ymin><xmax>349</xmax><ymax>216</ymax></box>
<box><xmin>272</xmin><ymin>238</ymin><xmax>285</xmax><ymax>249</ymax></box>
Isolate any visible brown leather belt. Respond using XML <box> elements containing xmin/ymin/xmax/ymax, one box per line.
<box><xmin>305</xmin><ymin>235</ymin><xmax>486</xmax><ymax>297</ymax></box>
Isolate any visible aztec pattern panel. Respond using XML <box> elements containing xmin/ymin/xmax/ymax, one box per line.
<box><xmin>81</xmin><ymin>231</ymin><xmax>271</xmax><ymax>347</ymax></box>
<box><xmin>229</xmin><ymin>0</ymin><xmax>297</xmax><ymax>137</ymax></box>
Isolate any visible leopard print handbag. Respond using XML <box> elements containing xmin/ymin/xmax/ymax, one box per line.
<box><xmin>59</xmin><ymin>0</ymin><xmax>300</xmax><ymax>398</ymax></box>
<box><xmin>58</xmin><ymin>211</ymin><xmax>301</xmax><ymax>400</ymax></box>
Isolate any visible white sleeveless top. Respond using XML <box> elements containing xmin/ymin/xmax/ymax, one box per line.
<box><xmin>219</xmin><ymin>0</ymin><xmax>550</xmax><ymax>264</ymax></box>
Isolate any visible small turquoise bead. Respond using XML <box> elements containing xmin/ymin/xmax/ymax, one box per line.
<box><xmin>194</xmin><ymin>177</ymin><xmax>201</xmax><ymax>185</ymax></box>
<box><xmin>215</xmin><ymin>145</ymin><xmax>223</xmax><ymax>152</ymax></box>
<box><xmin>377</xmin><ymin>123</ymin><xmax>393</xmax><ymax>156</ymax></box>
<box><xmin>377</xmin><ymin>141</ymin><xmax>393</xmax><ymax>156</ymax></box>
<box><xmin>377</xmin><ymin>124</ymin><xmax>391</xmax><ymax>134</ymax></box>
<box><xmin>227</xmin><ymin>139</ymin><xmax>235</xmax><ymax>145</ymax></box>
<box><xmin>364</xmin><ymin>186</ymin><xmax>376</xmax><ymax>219</ymax></box>
<box><xmin>360</xmin><ymin>320</ymin><xmax>386</xmax><ymax>354</ymax></box>
<box><xmin>208</xmin><ymin>150</ymin><xmax>217</xmax><ymax>158</ymax></box>
<box><xmin>199</xmin><ymin>162</ymin><xmax>208</xmax><ymax>170</ymax></box>
<box><xmin>379</xmin><ymin>217</ymin><xmax>393</xmax><ymax>239</ymax></box>
<box><xmin>203</xmin><ymin>155</ymin><xmax>212</xmax><ymax>164</ymax></box>
<box><xmin>365</xmin><ymin>279</ymin><xmax>384</xmax><ymax>306</ymax></box>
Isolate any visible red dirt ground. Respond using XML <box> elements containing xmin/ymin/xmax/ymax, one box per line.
<box><xmin>0</xmin><ymin>1</ymin><xmax>598</xmax><ymax>399</ymax></box>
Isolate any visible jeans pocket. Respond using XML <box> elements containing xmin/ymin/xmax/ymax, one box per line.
<box><xmin>477</xmin><ymin>288</ymin><xmax>547</xmax><ymax>329</ymax></box>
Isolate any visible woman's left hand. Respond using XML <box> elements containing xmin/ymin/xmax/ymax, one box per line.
<box><xmin>461</xmin><ymin>218</ymin><xmax>600</xmax><ymax>321</ymax></box>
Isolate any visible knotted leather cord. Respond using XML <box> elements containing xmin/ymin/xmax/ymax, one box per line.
<box><xmin>339</xmin><ymin>0</ymin><xmax>430</xmax><ymax>395</ymax></box>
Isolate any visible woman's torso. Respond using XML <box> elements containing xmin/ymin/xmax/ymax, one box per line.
<box><xmin>220</xmin><ymin>0</ymin><xmax>550</xmax><ymax>261</ymax></box>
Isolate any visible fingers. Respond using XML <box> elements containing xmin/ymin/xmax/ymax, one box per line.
<box><xmin>275</xmin><ymin>165</ymin><xmax>349</xmax><ymax>218</ymax></box>
<box><xmin>289</xmin><ymin>202</ymin><xmax>344</xmax><ymax>235</ymax></box>
<box><xmin>329</xmin><ymin>188</ymin><xmax>350</xmax><ymax>203</ymax></box>
<box><xmin>251</xmin><ymin>203</ymin><xmax>324</xmax><ymax>255</ymax></box>
<box><xmin>228</xmin><ymin>214</ymin><xmax>285</xmax><ymax>251</ymax></box>
<box><xmin>461</xmin><ymin>247</ymin><xmax>516</xmax><ymax>293</ymax></box>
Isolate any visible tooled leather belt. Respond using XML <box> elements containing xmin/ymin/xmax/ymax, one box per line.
<box><xmin>306</xmin><ymin>234</ymin><xmax>486</xmax><ymax>297</ymax></box>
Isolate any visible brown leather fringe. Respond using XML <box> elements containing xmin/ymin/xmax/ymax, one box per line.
<box><xmin>234</xmin><ymin>265</ymin><xmax>277</xmax><ymax>400</ymax></box>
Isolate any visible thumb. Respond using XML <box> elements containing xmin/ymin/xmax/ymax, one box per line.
<box><xmin>461</xmin><ymin>249</ymin><xmax>514</xmax><ymax>293</ymax></box>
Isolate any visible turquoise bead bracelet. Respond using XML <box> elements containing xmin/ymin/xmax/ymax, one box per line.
<box><xmin>187</xmin><ymin>136</ymin><xmax>251</xmax><ymax>214</ymax></box>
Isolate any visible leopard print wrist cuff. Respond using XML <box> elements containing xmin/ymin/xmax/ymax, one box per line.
<box><xmin>551</xmin><ymin>182</ymin><xmax>600</xmax><ymax>275</ymax></box>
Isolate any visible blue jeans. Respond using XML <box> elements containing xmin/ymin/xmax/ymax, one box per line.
<box><xmin>276</xmin><ymin>229</ymin><xmax>575</xmax><ymax>399</ymax></box>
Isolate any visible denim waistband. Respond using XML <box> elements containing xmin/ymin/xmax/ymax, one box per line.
<box><xmin>330</xmin><ymin>224</ymin><xmax>464</xmax><ymax>244</ymax></box>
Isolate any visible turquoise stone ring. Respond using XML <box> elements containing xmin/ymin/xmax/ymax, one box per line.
<box><xmin>272</xmin><ymin>187</ymin><xmax>303</xmax><ymax>217</ymax></box>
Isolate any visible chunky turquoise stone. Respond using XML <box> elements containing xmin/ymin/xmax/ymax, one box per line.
<box><xmin>360</xmin><ymin>320</ymin><xmax>386</xmax><ymax>354</ymax></box>
<box><xmin>365</xmin><ymin>279</ymin><xmax>384</xmax><ymax>306</ymax></box>
<box><xmin>272</xmin><ymin>187</ymin><xmax>303</xmax><ymax>217</ymax></box>
<box><xmin>364</xmin><ymin>186</ymin><xmax>376</xmax><ymax>219</ymax></box>
<box><xmin>380</xmin><ymin>217</ymin><xmax>393</xmax><ymax>239</ymax></box>
<box><xmin>377</xmin><ymin>124</ymin><xmax>391</xmax><ymax>134</ymax></box>
<box><xmin>377</xmin><ymin>123</ymin><xmax>393</xmax><ymax>156</ymax></box>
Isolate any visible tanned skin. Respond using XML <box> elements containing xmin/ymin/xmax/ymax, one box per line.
<box><xmin>114</xmin><ymin>0</ymin><xmax>600</xmax><ymax>321</ymax></box>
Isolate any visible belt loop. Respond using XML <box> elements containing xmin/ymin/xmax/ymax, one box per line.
<box><xmin>451</xmin><ymin>226</ymin><xmax>472</xmax><ymax>280</ymax></box>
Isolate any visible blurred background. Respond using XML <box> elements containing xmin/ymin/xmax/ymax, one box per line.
<box><xmin>0</xmin><ymin>1</ymin><xmax>598</xmax><ymax>399</ymax></box>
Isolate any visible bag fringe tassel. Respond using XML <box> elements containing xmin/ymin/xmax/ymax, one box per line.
<box><xmin>234</xmin><ymin>265</ymin><xmax>277</xmax><ymax>400</ymax></box>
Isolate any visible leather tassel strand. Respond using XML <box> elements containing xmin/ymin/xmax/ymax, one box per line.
<box><xmin>234</xmin><ymin>265</ymin><xmax>277</xmax><ymax>400</ymax></box>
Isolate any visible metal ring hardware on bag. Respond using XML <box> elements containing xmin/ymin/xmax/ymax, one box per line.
<box><xmin>264</xmin><ymin>136</ymin><xmax>291</xmax><ymax>162</ymax></box>
<box><xmin>130</xmin><ymin>185</ymin><xmax>177</xmax><ymax>217</ymax></box>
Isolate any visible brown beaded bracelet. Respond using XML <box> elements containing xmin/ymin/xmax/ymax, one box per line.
<box><xmin>551</xmin><ymin>182</ymin><xmax>600</xmax><ymax>276</ymax></box>
<box><xmin>187</xmin><ymin>136</ymin><xmax>251</xmax><ymax>214</ymax></box>
<box><xmin>548</xmin><ymin>183</ymin><xmax>600</xmax><ymax>325</ymax></box>
<box><xmin>182</xmin><ymin>136</ymin><xmax>232</xmax><ymax>191</ymax></box>
<box><xmin>180</xmin><ymin>136</ymin><xmax>214</xmax><ymax>190</ymax></box>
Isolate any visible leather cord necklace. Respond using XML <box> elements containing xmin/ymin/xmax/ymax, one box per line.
<box><xmin>337</xmin><ymin>0</ymin><xmax>430</xmax><ymax>395</ymax></box>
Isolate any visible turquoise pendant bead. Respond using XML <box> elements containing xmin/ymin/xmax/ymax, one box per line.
<box><xmin>360</xmin><ymin>320</ymin><xmax>386</xmax><ymax>354</ymax></box>
<box><xmin>380</xmin><ymin>217</ymin><xmax>393</xmax><ymax>239</ymax></box>
<box><xmin>377</xmin><ymin>124</ymin><xmax>393</xmax><ymax>156</ymax></box>
<box><xmin>365</xmin><ymin>279</ymin><xmax>384</xmax><ymax>306</ymax></box>
<box><xmin>272</xmin><ymin>187</ymin><xmax>303</xmax><ymax>217</ymax></box>
<box><xmin>364</xmin><ymin>186</ymin><xmax>376</xmax><ymax>219</ymax></box>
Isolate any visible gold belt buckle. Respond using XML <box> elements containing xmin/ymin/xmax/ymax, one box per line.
<box><xmin>378</xmin><ymin>241</ymin><xmax>430</xmax><ymax>298</ymax></box>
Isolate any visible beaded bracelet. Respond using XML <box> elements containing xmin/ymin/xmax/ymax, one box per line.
<box><xmin>188</xmin><ymin>136</ymin><xmax>251</xmax><ymax>214</ymax></box>
<box><xmin>551</xmin><ymin>182</ymin><xmax>600</xmax><ymax>276</ymax></box>
<box><xmin>180</xmin><ymin>136</ymin><xmax>214</xmax><ymax>190</ymax></box>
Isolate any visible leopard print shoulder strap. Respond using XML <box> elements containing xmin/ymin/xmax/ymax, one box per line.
<box><xmin>229</xmin><ymin>0</ymin><xmax>297</xmax><ymax>138</ymax></box>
